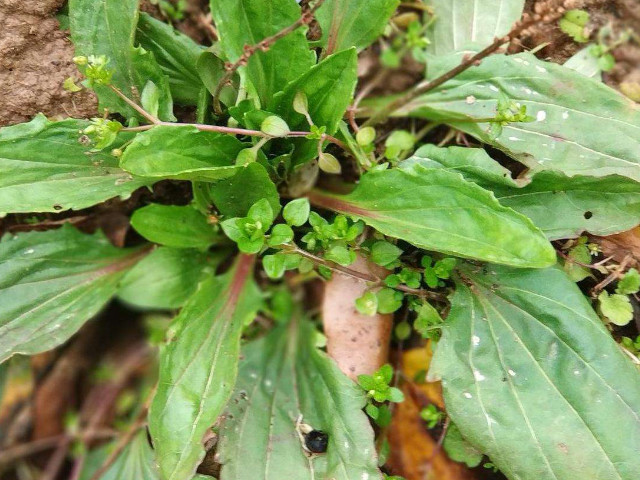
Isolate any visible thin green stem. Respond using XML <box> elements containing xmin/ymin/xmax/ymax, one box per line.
<box><xmin>108</xmin><ymin>85</ymin><xmax>160</xmax><ymax>124</ymax></box>
<box><xmin>281</xmin><ymin>243</ymin><xmax>446</xmax><ymax>301</ymax></box>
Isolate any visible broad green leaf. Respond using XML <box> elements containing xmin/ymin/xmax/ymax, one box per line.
<box><xmin>136</xmin><ymin>13</ymin><xmax>205</xmax><ymax>105</ymax></box>
<box><xmin>118</xmin><ymin>247</ymin><xmax>210</xmax><ymax>309</ymax></box>
<box><xmin>131</xmin><ymin>204</ymin><xmax>218</xmax><ymax>249</ymax></box>
<box><xmin>217</xmin><ymin>317</ymin><xmax>381</xmax><ymax>480</ymax></box>
<box><xmin>425</xmin><ymin>0</ymin><xmax>525</xmax><ymax>55</ymax></box>
<box><xmin>209</xmin><ymin>0</ymin><xmax>315</xmax><ymax>108</ymax></box>
<box><xmin>408</xmin><ymin>145</ymin><xmax>640</xmax><ymax>240</ymax></box>
<box><xmin>69</xmin><ymin>0</ymin><xmax>174</xmax><ymax>121</ymax></box>
<box><xmin>393</xmin><ymin>53</ymin><xmax>640</xmax><ymax>181</ymax></box>
<box><xmin>0</xmin><ymin>115</ymin><xmax>151</xmax><ymax>214</ymax></box>
<box><xmin>491</xmin><ymin>175</ymin><xmax>640</xmax><ymax>240</ymax></box>
<box><xmin>315</xmin><ymin>0</ymin><xmax>399</xmax><ymax>53</ymax></box>
<box><xmin>210</xmin><ymin>163</ymin><xmax>280</xmax><ymax>218</ymax></box>
<box><xmin>307</xmin><ymin>165</ymin><xmax>556</xmax><ymax>268</ymax></box>
<box><xmin>274</xmin><ymin>49</ymin><xmax>358</xmax><ymax>165</ymax></box>
<box><xmin>79</xmin><ymin>431</ymin><xmax>159</xmax><ymax>480</ymax></box>
<box><xmin>429</xmin><ymin>263</ymin><xmax>640</xmax><ymax>480</ymax></box>
<box><xmin>120</xmin><ymin>125</ymin><xmax>244</xmax><ymax>181</ymax></box>
<box><xmin>149</xmin><ymin>255</ymin><xmax>260</xmax><ymax>480</ymax></box>
<box><xmin>0</xmin><ymin>226</ymin><xmax>148</xmax><ymax>363</ymax></box>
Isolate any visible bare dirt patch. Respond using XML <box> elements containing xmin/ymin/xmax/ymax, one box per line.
<box><xmin>522</xmin><ymin>0</ymin><xmax>640</xmax><ymax>91</ymax></box>
<box><xmin>0</xmin><ymin>0</ymin><xmax>97</xmax><ymax>126</ymax></box>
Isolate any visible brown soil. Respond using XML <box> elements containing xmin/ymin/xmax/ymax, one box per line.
<box><xmin>141</xmin><ymin>0</ymin><xmax>215</xmax><ymax>46</ymax></box>
<box><xmin>0</xmin><ymin>0</ymin><xmax>216</xmax><ymax>127</ymax></box>
<box><xmin>0</xmin><ymin>0</ymin><xmax>97</xmax><ymax>126</ymax></box>
<box><xmin>521</xmin><ymin>0</ymin><xmax>640</xmax><ymax>91</ymax></box>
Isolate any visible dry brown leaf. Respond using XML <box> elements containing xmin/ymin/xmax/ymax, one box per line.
<box><xmin>402</xmin><ymin>344</ymin><xmax>445</xmax><ymax>409</ymax></box>
<box><xmin>594</xmin><ymin>227</ymin><xmax>640</xmax><ymax>267</ymax></box>
<box><xmin>386</xmin><ymin>345</ymin><xmax>476</xmax><ymax>480</ymax></box>
<box><xmin>387</xmin><ymin>389</ymin><xmax>477</xmax><ymax>480</ymax></box>
<box><xmin>31</xmin><ymin>322</ymin><xmax>103</xmax><ymax>440</ymax></box>
<box><xmin>620</xmin><ymin>81</ymin><xmax>640</xmax><ymax>102</ymax></box>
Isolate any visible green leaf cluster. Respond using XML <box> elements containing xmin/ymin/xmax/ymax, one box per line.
<box><xmin>420</xmin><ymin>404</ymin><xmax>445</xmax><ymax>429</ymax></box>
<box><xmin>359</xmin><ymin>364</ymin><xmax>404</xmax><ymax>427</ymax></box>
<box><xmin>3</xmin><ymin>1</ymin><xmax>640</xmax><ymax>479</ymax></box>
<box><xmin>221</xmin><ymin>199</ymin><xmax>282</xmax><ymax>254</ymax></box>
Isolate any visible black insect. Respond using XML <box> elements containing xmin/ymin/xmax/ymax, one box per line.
<box><xmin>304</xmin><ymin>430</ymin><xmax>329</xmax><ymax>454</ymax></box>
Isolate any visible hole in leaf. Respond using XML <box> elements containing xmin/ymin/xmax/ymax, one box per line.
<box><xmin>305</xmin><ymin>430</ymin><xmax>329</xmax><ymax>453</ymax></box>
<box><xmin>584</xmin><ymin>211</ymin><xmax>593</xmax><ymax>219</ymax></box>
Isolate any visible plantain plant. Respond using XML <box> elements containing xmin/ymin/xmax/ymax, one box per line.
<box><xmin>1</xmin><ymin>1</ymin><xmax>640</xmax><ymax>479</ymax></box>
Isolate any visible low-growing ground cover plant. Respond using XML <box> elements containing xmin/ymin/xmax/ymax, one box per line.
<box><xmin>1</xmin><ymin>0</ymin><xmax>640</xmax><ymax>479</ymax></box>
